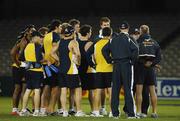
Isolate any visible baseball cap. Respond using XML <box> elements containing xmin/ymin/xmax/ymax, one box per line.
<box><xmin>120</xmin><ymin>21</ymin><xmax>129</xmax><ymax>29</ymax></box>
<box><xmin>132</xmin><ymin>28</ymin><xmax>140</xmax><ymax>34</ymax></box>
<box><xmin>31</xmin><ymin>31</ymin><xmax>43</xmax><ymax>38</ymax></box>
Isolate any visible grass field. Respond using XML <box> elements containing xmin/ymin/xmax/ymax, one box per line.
<box><xmin>0</xmin><ymin>97</ymin><xmax>180</xmax><ymax>121</ymax></box>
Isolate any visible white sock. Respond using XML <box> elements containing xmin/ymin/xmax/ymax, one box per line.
<box><xmin>77</xmin><ymin>110</ymin><xmax>82</xmax><ymax>113</ymax></box>
<box><xmin>34</xmin><ymin>109</ymin><xmax>39</xmax><ymax>113</ymax></box>
<box><xmin>40</xmin><ymin>108</ymin><xmax>46</xmax><ymax>113</ymax></box>
<box><xmin>12</xmin><ymin>108</ymin><xmax>18</xmax><ymax>112</ymax></box>
<box><xmin>57</xmin><ymin>108</ymin><xmax>63</xmax><ymax>112</ymax></box>
<box><xmin>22</xmin><ymin>108</ymin><xmax>27</xmax><ymax>112</ymax></box>
<box><xmin>93</xmin><ymin>110</ymin><xmax>100</xmax><ymax>115</ymax></box>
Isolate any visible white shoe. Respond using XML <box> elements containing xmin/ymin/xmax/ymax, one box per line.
<box><xmin>141</xmin><ymin>113</ymin><xmax>147</xmax><ymax>118</ymax></box>
<box><xmin>109</xmin><ymin>112</ymin><xmax>113</xmax><ymax>117</ymax></box>
<box><xmin>57</xmin><ymin>109</ymin><xmax>63</xmax><ymax>115</ymax></box>
<box><xmin>136</xmin><ymin>113</ymin><xmax>147</xmax><ymax>118</ymax></box>
<box><xmin>39</xmin><ymin>111</ymin><xmax>47</xmax><ymax>117</ymax></box>
<box><xmin>127</xmin><ymin>116</ymin><xmax>140</xmax><ymax>119</ymax></box>
<box><xmin>62</xmin><ymin>111</ymin><xmax>68</xmax><ymax>117</ymax></box>
<box><xmin>90</xmin><ymin>111</ymin><xmax>104</xmax><ymax>117</ymax></box>
<box><xmin>113</xmin><ymin>116</ymin><xmax>119</xmax><ymax>119</ymax></box>
<box><xmin>99</xmin><ymin>108</ymin><xmax>107</xmax><ymax>115</ymax></box>
<box><xmin>75</xmin><ymin>111</ymin><xmax>89</xmax><ymax>117</ymax></box>
<box><xmin>33</xmin><ymin>112</ymin><xmax>39</xmax><ymax>117</ymax></box>
<box><xmin>19</xmin><ymin>110</ymin><xmax>31</xmax><ymax>116</ymax></box>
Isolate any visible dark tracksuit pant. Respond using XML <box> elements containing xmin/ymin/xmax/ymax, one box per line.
<box><xmin>111</xmin><ymin>61</ymin><xmax>135</xmax><ymax>117</ymax></box>
<box><xmin>123</xmin><ymin>77</ymin><xmax>150</xmax><ymax>115</ymax></box>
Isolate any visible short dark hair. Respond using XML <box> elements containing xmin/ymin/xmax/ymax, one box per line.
<box><xmin>69</xmin><ymin>19</ymin><xmax>80</xmax><ymax>27</ymax></box>
<box><xmin>79</xmin><ymin>25</ymin><xmax>92</xmax><ymax>36</ymax></box>
<box><xmin>100</xmin><ymin>17</ymin><xmax>111</xmax><ymax>25</ymax></box>
<box><xmin>102</xmin><ymin>27</ymin><xmax>112</xmax><ymax>37</ymax></box>
<box><xmin>49</xmin><ymin>19</ymin><xmax>62</xmax><ymax>32</ymax></box>
<box><xmin>38</xmin><ymin>27</ymin><xmax>49</xmax><ymax>36</ymax></box>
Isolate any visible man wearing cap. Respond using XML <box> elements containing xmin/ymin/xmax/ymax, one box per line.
<box><xmin>51</xmin><ymin>23</ymin><xmax>87</xmax><ymax>117</ymax></box>
<box><xmin>10</xmin><ymin>25</ymin><xmax>36</xmax><ymax>115</ymax></box>
<box><xmin>19</xmin><ymin>31</ymin><xmax>45</xmax><ymax>116</ymax></box>
<box><xmin>102</xmin><ymin>21</ymin><xmax>138</xmax><ymax>119</ymax></box>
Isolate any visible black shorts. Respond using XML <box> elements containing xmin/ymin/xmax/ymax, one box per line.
<box><xmin>135</xmin><ymin>63</ymin><xmax>156</xmax><ymax>86</ymax></box>
<box><xmin>43</xmin><ymin>70</ymin><xmax>58</xmax><ymax>87</ymax></box>
<box><xmin>58</xmin><ymin>73</ymin><xmax>81</xmax><ymax>89</ymax></box>
<box><xmin>79</xmin><ymin>73</ymin><xmax>95</xmax><ymax>90</ymax></box>
<box><xmin>26</xmin><ymin>71</ymin><xmax>43</xmax><ymax>89</ymax></box>
<box><xmin>94</xmin><ymin>72</ymin><xmax>112</xmax><ymax>89</ymax></box>
<box><xmin>12</xmin><ymin>67</ymin><xmax>26</xmax><ymax>85</ymax></box>
<box><xmin>43</xmin><ymin>65</ymin><xmax>59</xmax><ymax>87</ymax></box>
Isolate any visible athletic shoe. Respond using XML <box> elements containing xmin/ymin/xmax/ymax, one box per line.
<box><xmin>68</xmin><ymin>108</ymin><xmax>76</xmax><ymax>115</ymax></box>
<box><xmin>49</xmin><ymin>112</ymin><xmax>58</xmax><ymax>116</ymax></box>
<box><xmin>62</xmin><ymin>111</ymin><xmax>69</xmax><ymax>117</ymax></box>
<box><xmin>108</xmin><ymin>112</ymin><xmax>113</xmax><ymax>117</ymax></box>
<box><xmin>32</xmin><ymin>112</ymin><xmax>39</xmax><ymax>117</ymax></box>
<box><xmin>57</xmin><ymin>109</ymin><xmax>63</xmax><ymax>115</ymax></box>
<box><xmin>26</xmin><ymin>108</ymin><xmax>33</xmax><ymax>113</ymax></box>
<box><xmin>141</xmin><ymin>113</ymin><xmax>147</xmax><ymax>118</ymax></box>
<box><xmin>39</xmin><ymin>111</ymin><xmax>47</xmax><ymax>117</ymax></box>
<box><xmin>90</xmin><ymin>111</ymin><xmax>104</xmax><ymax>117</ymax></box>
<box><xmin>127</xmin><ymin>116</ymin><xmax>140</xmax><ymax>119</ymax></box>
<box><xmin>99</xmin><ymin>107</ymin><xmax>107</xmax><ymax>115</ymax></box>
<box><xmin>19</xmin><ymin>110</ymin><xmax>31</xmax><ymax>116</ymax></box>
<box><xmin>136</xmin><ymin>113</ymin><xmax>147</xmax><ymax>118</ymax></box>
<box><xmin>151</xmin><ymin>113</ymin><xmax>158</xmax><ymax>118</ymax></box>
<box><xmin>113</xmin><ymin>116</ymin><xmax>119</xmax><ymax>119</ymax></box>
<box><xmin>75</xmin><ymin>111</ymin><xmax>89</xmax><ymax>117</ymax></box>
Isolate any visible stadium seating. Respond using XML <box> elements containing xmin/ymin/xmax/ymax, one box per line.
<box><xmin>0</xmin><ymin>15</ymin><xmax>180</xmax><ymax>77</ymax></box>
<box><xmin>158</xmin><ymin>38</ymin><xmax>180</xmax><ymax>77</ymax></box>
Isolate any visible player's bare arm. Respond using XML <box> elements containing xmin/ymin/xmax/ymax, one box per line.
<box><xmin>69</xmin><ymin>40</ymin><xmax>81</xmax><ymax>65</ymax></box>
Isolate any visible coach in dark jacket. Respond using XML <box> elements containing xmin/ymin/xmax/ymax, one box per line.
<box><xmin>135</xmin><ymin>25</ymin><xmax>161</xmax><ymax>118</ymax></box>
<box><xmin>102</xmin><ymin>21</ymin><xmax>138</xmax><ymax>118</ymax></box>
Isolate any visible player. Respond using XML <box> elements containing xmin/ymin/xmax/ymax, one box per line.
<box><xmin>51</xmin><ymin>23</ymin><xmax>87</xmax><ymax>117</ymax></box>
<box><xmin>78</xmin><ymin>25</ymin><xmax>95</xmax><ymax>112</ymax></box>
<box><xmin>40</xmin><ymin>19</ymin><xmax>62</xmax><ymax>115</ymax></box>
<box><xmin>10</xmin><ymin>25</ymin><xmax>36</xmax><ymax>115</ymax></box>
<box><xmin>19</xmin><ymin>31</ymin><xmax>44</xmax><ymax>116</ymax></box>
<box><xmin>86</xmin><ymin>27</ymin><xmax>113</xmax><ymax>117</ymax></box>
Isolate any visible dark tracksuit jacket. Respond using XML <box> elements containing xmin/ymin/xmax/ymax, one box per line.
<box><xmin>102</xmin><ymin>32</ymin><xmax>138</xmax><ymax>117</ymax></box>
<box><xmin>136</xmin><ymin>34</ymin><xmax>161</xmax><ymax>114</ymax></box>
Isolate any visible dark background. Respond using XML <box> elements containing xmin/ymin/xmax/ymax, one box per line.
<box><xmin>0</xmin><ymin>0</ymin><xmax>180</xmax><ymax>19</ymax></box>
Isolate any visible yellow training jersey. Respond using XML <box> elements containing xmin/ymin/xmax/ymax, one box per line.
<box><xmin>24</xmin><ymin>43</ymin><xmax>43</xmax><ymax>72</ymax></box>
<box><xmin>43</xmin><ymin>32</ymin><xmax>60</xmax><ymax>64</ymax></box>
<box><xmin>94</xmin><ymin>38</ymin><xmax>113</xmax><ymax>72</ymax></box>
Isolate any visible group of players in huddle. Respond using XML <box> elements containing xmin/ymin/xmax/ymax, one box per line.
<box><xmin>10</xmin><ymin>17</ymin><xmax>161</xmax><ymax>119</ymax></box>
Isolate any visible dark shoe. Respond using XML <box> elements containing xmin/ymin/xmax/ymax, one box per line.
<box><xmin>68</xmin><ymin>109</ymin><xmax>76</xmax><ymax>115</ymax></box>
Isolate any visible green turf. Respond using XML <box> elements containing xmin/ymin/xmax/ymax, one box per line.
<box><xmin>0</xmin><ymin>97</ymin><xmax>180</xmax><ymax>121</ymax></box>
